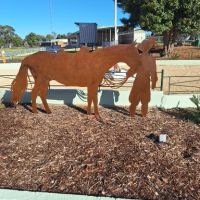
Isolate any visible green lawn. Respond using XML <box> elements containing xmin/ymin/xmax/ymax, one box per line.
<box><xmin>1</xmin><ymin>47</ymin><xmax>27</xmax><ymax>52</ymax></box>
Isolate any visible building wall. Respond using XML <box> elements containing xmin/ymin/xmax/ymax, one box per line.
<box><xmin>134</xmin><ymin>31</ymin><xmax>146</xmax><ymax>43</ymax></box>
<box><xmin>67</xmin><ymin>26</ymin><xmax>146</xmax><ymax>47</ymax></box>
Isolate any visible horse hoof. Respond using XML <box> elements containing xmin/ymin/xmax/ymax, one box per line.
<box><xmin>130</xmin><ymin>112</ymin><xmax>135</xmax><ymax>117</ymax></box>
<box><xmin>87</xmin><ymin>111</ymin><xmax>91</xmax><ymax>115</ymax></box>
<box><xmin>95</xmin><ymin>115</ymin><xmax>102</xmax><ymax>122</ymax></box>
<box><xmin>32</xmin><ymin>109</ymin><xmax>38</xmax><ymax>114</ymax></box>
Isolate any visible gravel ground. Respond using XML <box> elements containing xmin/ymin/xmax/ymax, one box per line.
<box><xmin>0</xmin><ymin>104</ymin><xmax>199</xmax><ymax>200</ymax></box>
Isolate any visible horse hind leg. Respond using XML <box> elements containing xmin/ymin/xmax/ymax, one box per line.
<box><xmin>39</xmin><ymin>81</ymin><xmax>51</xmax><ymax>114</ymax></box>
<box><xmin>31</xmin><ymin>80</ymin><xmax>40</xmax><ymax>113</ymax></box>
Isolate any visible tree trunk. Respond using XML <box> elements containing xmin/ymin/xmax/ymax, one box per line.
<box><xmin>163</xmin><ymin>30</ymin><xmax>174</xmax><ymax>56</ymax></box>
<box><xmin>163</xmin><ymin>31</ymin><xmax>170</xmax><ymax>54</ymax></box>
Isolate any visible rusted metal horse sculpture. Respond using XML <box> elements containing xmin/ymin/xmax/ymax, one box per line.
<box><xmin>11</xmin><ymin>44</ymin><xmax>142</xmax><ymax>119</ymax></box>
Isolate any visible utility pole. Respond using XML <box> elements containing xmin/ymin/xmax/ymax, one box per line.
<box><xmin>114</xmin><ymin>0</ymin><xmax>118</xmax><ymax>45</ymax></box>
<box><xmin>49</xmin><ymin>0</ymin><xmax>56</xmax><ymax>44</ymax></box>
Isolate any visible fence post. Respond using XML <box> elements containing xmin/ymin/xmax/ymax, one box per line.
<box><xmin>168</xmin><ymin>76</ymin><xmax>171</xmax><ymax>94</ymax></box>
<box><xmin>160</xmin><ymin>69</ymin><xmax>164</xmax><ymax>91</ymax></box>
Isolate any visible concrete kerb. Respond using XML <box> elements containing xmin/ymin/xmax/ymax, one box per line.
<box><xmin>0</xmin><ymin>88</ymin><xmax>198</xmax><ymax>109</ymax></box>
<box><xmin>156</xmin><ymin>59</ymin><xmax>200</xmax><ymax>66</ymax></box>
<box><xmin>0</xmin><ymin>189</ymin><xmax>138</xmax><ymax>200</ymax></box>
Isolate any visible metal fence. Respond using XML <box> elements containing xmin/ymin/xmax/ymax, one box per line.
<box><xmin>165</xmin><ymin>75</ymin><xmax>200</xmax><ymax>94</ymax></box>
<box><xmin>3</xmin><ymin>47</ymin><xmax>46</xmax><ymax>58</ymax></box>
<box><xmin>1</xmin><ymin>69</ymin><xmax>200</xmax><ymax>94</ymax></box>
<box><xmin>99</xmin><ymin>70</ymin><xmax>164</xmax><ymax>91</ymax></box>
<box><xmin>0</xmin><ymin>71</ymin><xmax>165</xmax><ymax>92</ymax></box>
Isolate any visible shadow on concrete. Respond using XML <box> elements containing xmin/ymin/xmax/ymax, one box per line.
<box><xmin>1</xmin><ymin>89</ymin><xmax>130</xmax><ymax>116</ymax></box>
<box><xmin>99</xmin><ymin>90</ymin><xmax>120</xmax><ymax>107</ymax></box>
<box><xmin>99</xmin><ymin>90</ymin><xmax>131</xmax><ymax>116</ymax></box>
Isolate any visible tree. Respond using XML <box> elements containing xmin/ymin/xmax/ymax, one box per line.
<box><xmin>0</xmin><ymin>38</ymin><xmax>5</xmax><ymax>48</ymax></box>
<box><xmin>12</xmin><ymin>35</ymin><xmax>23</xmax><ymax>47</ymax></box>
<box><xmin>46</xmin><ymin>34</ymin><xmax>54</xmax><ymax>41</ymax></box>
<box><xmin>25</xmin><ymin>32</ymin><xmax>43</xmax><ymax>47</ymax></box>
<box><xmin>117</xmin><ymin>0</ymin><xmax>200</xmax><ymax>52</ymax></box>
<box><xmin>56</xmin><ymin>34</ymin><xmax>67</xmax><ymax>39</ymax></box>
<box><xmin>0</xmin><ymin>25</ymin><xmax>16</xmax><ymax>48</ymax></box>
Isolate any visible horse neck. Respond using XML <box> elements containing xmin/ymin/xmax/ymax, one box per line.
<box><xmin>96</xmin><ymin>47</ymin><xmax>129</xmax><ymax>73</ymax></box>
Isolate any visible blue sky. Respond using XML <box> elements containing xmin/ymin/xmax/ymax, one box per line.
<box><xmin>0</xmin><ymin>0</ymin><xmax>128</xmax><ymax>39</ymax></box>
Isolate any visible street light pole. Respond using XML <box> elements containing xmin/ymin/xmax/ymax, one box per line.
<box><xmin>114</xmin><ymin>0</ymin><xmax>118</xmax><ymax>45</ymax></box>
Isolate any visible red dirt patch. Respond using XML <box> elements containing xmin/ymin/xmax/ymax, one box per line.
<box><xmin>0</xmin><ymin>105</ymin><xmax>199</xmax><ymax>200</ymax></box>
<box><xmin>172</xmin><ymin>46</ymin><xmax>200</xmax><ymax>60</ymax></box>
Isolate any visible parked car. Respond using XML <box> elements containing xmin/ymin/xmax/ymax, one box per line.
<box><xmin>46</xmin><ymin>45</ymin><xmax>62</xmax><ymax>53</ymax></box>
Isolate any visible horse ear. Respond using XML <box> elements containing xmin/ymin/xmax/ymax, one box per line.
<box><xmin>132</xmin><ymin>40</ymin><xmax>137</xmax><ymax>46</ymax></box>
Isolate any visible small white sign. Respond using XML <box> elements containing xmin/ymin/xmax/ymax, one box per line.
<box><xmin>159</xmin><ymin>134</ymin><xmax>167</xmax><ymax>143</ymax></box>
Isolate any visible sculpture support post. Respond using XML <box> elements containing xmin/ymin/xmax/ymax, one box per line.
<box><xmin>114</xmin><ymin>0</ymin><xmax>118</xmax><ymax>45</ymax></box>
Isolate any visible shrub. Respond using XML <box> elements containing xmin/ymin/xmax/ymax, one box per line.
<box><xmin>190</xmin><ymin>95</ymin><xmax>200</xmax><ymax>123</ymax></box>
<box><xmin>190</xmin><ymin>95</ymin><xmax>200</xmax><ymax>110</ymax></box>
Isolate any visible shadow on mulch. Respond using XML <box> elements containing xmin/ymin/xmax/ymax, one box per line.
<box><xmin>67</xmin><ymin>104</ymin><xmax>87</xmax><ymax>115</ymax></box>
<box><xmin>158</xmin><ymin>107</ymin><xmax>200</xmax><ymax>125</ymax></box>
<box><xmin>101</xmin><ymin>106</ymin><xmax>129</xmax><ymax>116</ymax></box>
<box><xmin>101</xmin><ymin>105</ymin><xmax>142</xmax><ymax>117</ymax></box>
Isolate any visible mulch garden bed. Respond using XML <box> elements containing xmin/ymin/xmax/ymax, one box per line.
<box><xmin>0</xmin><ymin>104</ymin><xmax>199</xmax><ymax>200</ymax></box>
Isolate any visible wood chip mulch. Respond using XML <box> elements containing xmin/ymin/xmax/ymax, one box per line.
<box><xmin>0</xmin><ymin>104</ymin><xmax>199</xmax><ymax>200</ymax></box>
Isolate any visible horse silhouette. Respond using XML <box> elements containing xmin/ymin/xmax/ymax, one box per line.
<box><xmin>11</xmin><ymin>44</ymin><xmax>142</xmax><ymax>120</ymax></box>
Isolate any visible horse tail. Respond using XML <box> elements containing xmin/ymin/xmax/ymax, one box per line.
<box><xmin>11</xmin><ymin>63</ymin><xmax>28</xmax><ymax>105</ymax></box>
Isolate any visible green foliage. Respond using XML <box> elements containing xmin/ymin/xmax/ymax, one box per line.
<box><xmin>12</xmin><ymin>35</ymin><xmax>23</xmax><ymax>47</ymax></box>
<box><xmin>46</xmin><ymin>34</ymin><xmax>54</xmax><ymax>41</ymax></box>
<box><xmin>117</xmin><ymin>0</ymin><xmax>200</xmax><ymax>51</ymax></box>
<box><xmin>168</xmin><ymin>52</ymin><xmax>180</xmax><ymax>59</ymax></box>
<box><xmin>56</xmin><ymin>34</ymin><xmax>67</xmax><ymax>39</ymax></box>
<box><xmin>193</xmin><ymin>111</ymin><xmax>200</xmax><ymax>123</ymax></box>
<box><xmin>0</xmin><ymin>38</ymin><xmax>5</xmax><ymax>47</ymax></box>
<box><xmin>190</xmin><ymin>95</ymin><xmax>200</xmax><ymax>110</ymax></box>
<box><xmin>0</xmin><ymin>25</ymin><xmax>23</xmax><ymax>48</ymax></box>
<box><xmin>25</xmin><ymin>32</ymin><xmax>43</xmax><ymax>47</ymax></box>
<box><xmin>118</xmin><ymin>0</ymin><xmax>200</xmax><ymax>34</ymax></box>
<box><xmin>0</xmin><ymin>103</ymin><xmax>5</xmax><ymax>109</ymax></box>
<box><xmin>189</xmin><ymin>95</ymin><xmax>200</xmax><ymax>123</ymax></box>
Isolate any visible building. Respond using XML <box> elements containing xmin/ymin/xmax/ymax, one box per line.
<box><xmin>67</xmin><ymin>23</ymin><xmax>146</xmax><ymax>47</ymax></box>
<box><xmin>41</xmin><ymin>38</ymin><xmax>68</xmax><ymax>48</ymax></box>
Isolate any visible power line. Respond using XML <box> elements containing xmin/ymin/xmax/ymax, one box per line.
<box><xmin>49</xmin><ymin>0</ymin><xmax>54</xmax><ymax>34</ymax></box>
